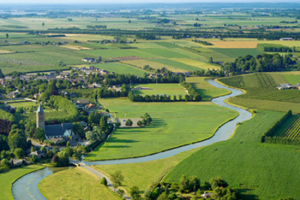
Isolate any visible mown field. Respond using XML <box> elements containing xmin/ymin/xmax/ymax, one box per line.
<box><xmin>92</xmin><ymin>147</ymin><xmax>201</xmax><ymax>195</ymax></box>
<box><xmin>0</xmin><ymin>165</ymin><xmax>44</xmax><ymax>200</ymax></box>
<box><xmin>85</xmin><ymin>98</ymin><xmax>238</xmax><ymax>161</ymax></box>
<box><xmin>211</xmin><ymin>48</ymin><xmax>262</xmax><ymax>58</ymax></box>
<box><xmin>164</xmin><ymin>110</ymin><xmax>300</xmax><ymax>200</ymax></box>
<box><xmin>132</xmin><ymin>83</ymin><xmax>187</xmax><ymax>97</ymax></box>
<box><xmin>283</xmin><ymin>74</ymin><xmax>300</xmax><ymax>84</ymax></box>
<box><xmin>39</xmin><ymin>167</ymin><xmax>120</xmax><ymax>200</ymax></box>
<box><xmin>186</xmin><ymin>77</ymin><xmax>231</xmax><ymax>101</ymax></box>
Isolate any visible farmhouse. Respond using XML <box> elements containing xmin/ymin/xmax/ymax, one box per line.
<box><xmin>82</xmin><ymin>58</ymin><xmax>95</xmax><ymax>62</ymax></box>
<box><xmin>29</xmin><ymin>150</ymin><xmax>45</xmax><ymax>159</ymax></box>
<box><xmin>276</xmin><ymin>83</ymin><xmax>293</xmax><ymax>90</ymax></box>
<box><xmin>134</xmin><ymin>87</ymin><xmax>150</xmax><ymax>90</ymax></box>
<box><xmin>36</xmin><ymin>105</ymin><xmax>74</xmax><ymax>139</ymax></box>
<box><xmin>294</xmin><ymin>83</ymin><xmax>300</xmax><ymax>90</ymax></box>
<box><xmin>7</xmin><ymin>90</ymin><xmax>19</xmax><ymax>99</ymax></box>
<box><xmin>279</xmin><ymin>38</ymin><xmax>294</xmax><ymax>41</ymax></box>
<box><xmin>76</xmin><ymin>99</ymin><xmax>90</xmax><ymax>105</ymax></box>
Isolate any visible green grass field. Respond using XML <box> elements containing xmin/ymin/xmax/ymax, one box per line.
<box><xmin>123</xmin><ymin>59</ymin><xmax>185</xmax><ymax>72</ymax></box>
<box><xmin>132</xmin><ymin>83</ymin><xmax>187</xmax><ymax>97</ymax></box>
<box><xmin>283</xmin><ymin>75</ymin><xmax>300</xmax><ymax>84</ymax></box>
<box><xmin>8</xmin><ymin>101</ymin><xmax>37</xmax><ymax>108</ymax></box>
<box><xmin>39</xmin><ymin>167</ymin><xmax>120</xmax><ymax>200</ymax></box>
<box><xmin>90</xmin><ymin>63</ymin><xmax>146</xmax><ymax>76</ymax></box>
<box><xmin>164</xmin><ymin>110</ymin><xmax>300</xmax><ymax>200</ymax></box>
<box><xmin>211</xmin><ymin>48</ymin><xmax>262</xmax><ymax>58</ymax></box>
<box><xmin>186</xmin><ymin>77</ymin><xmax>231</xmax><ymax>101</ymax></box>
<box><xmin>171</xmin><ymin>58</ymin><xmax>221</xmax><ymax>70</ymax></box>
<box><xmin>83</xmin><ymin>49</ymin><xmax>157</xmax><ymax>58</ymax></box>
<box><xmin>0</xmin><ymin>165</ymin><xmax>44</xmax><ymax>200</ymax></box>
<box><xmin>151</xmin><ymin>58</ymin><xmax>200</xmax><ymax>71</ymax></box>
<box><xmin>85</xmin><ymin>99</ymin><xmax>238</xmax><ymax>161</ymax></box>
<box><xmin>92</xmin><ymin>147</ymin><xmax>201</xmax><ymax>194</ymax></box>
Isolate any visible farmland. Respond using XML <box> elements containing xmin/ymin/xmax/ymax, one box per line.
<box><xmin>211</xmin><ymin>48</ymin><xmax>262</xmax><ymax>58</ymax></box>
<box><xmin>0</xmin><ymin>165</ymin><xmax>44</xmax><ymax>200</ymax></box>
<box><xmin>85</xmin><ymin>98</ymin><xmax>238</xmax><ymax>161</ymax></box>
<box><xmin>164</xmin><ymin>110</ymin><xmax>300</xmax><ymax>200</ymax></box>
<box><xmin>39</xmin><ymin>167</ymin><xmax>120</xmax><ymax>200</ymax></box>
<box><xmin>132</xmin><ymin>83</ymin><xmax>187</xmax><ymax>97</ymax></box>
<box><xmin>186</xmin><ymin>77</ymin><xmax>230</xmax><ymax>101</ymax></box>
<box><xmin>283</xmin><ymin>75</ymin><xmax>300</xmax><ymax>84</ymax></box>
<box><xmin>92</xmin><ymin>147</ymin><xmax>201</xmax><ymax>194</ymax></box>
<box><xmin>218</xmin><ymin>73</ymin><xmax>300</xmax><ymax>113</ymax></box>
<box><xmin>281</xmin><ymin>116</ymin><xmax>300</xmax><ymax>139</ymax></box>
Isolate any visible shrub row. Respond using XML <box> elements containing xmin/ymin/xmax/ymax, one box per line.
<box><xmin>265</xmin><ymin>136</ymin><xmax>300</xmax><ymax>146</ymax></box>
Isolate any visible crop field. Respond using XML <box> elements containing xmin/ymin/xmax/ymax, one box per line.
<box><xmin>151</xmin><ymin>58</ymin><xmax>200</xmax><ymax>71</ymax></box>
<box><xmin>83</xmin><ymin>49</ymin><xmax>157</xmax><ymax>58</ymax></box>
<box><xmin>132</xmin><ymin>83</ymin><xmax>187</xmax><ymax>97</ymax></box>
<box><xmin>164</xmin><ymin>110</ymin><xmax>300</xmax><ymax>200</ymax></box>
<box><xmin>0</xmin><ymin>165</ymin><xmax>44</xmax><ymax>200</ymax></box>
<box><xmin>91</xmin><ymin>63</ymin><xmax>146</xmax><ymax>76</ymax></box>
<box><xmin>128</xmin><ymin>43</ymin><xmax>165</xmax><ymax>49</ymax></box>
<box><xmin>123</xmin><ymin>59</ymin><xmax>184</xmax><ymax>72</ymax></box>
<box><xmin>92</xmin><ymin>147</ymin><xmax>201</xmax><ymax>194</ymax></box>
<box><xmin>153</xmin><ymin>42</ymin><xmax>180</xmax><ymax>48</ymax></box>
<box><xmin>171</xmin><ymin>58</ymin><xmax>221</xmax><ymax>70</ymax></box>
<box><xmin>209</xmin><ymin>41</ymin><xmax>258</xmax><ymax>48</ymax></box>
<box><xmin>39</xmin><ymin>167</ymin><xmax>119</xmax><ymax>200</ymax></box>
<box><xmin>229</xmin><ymin>97</ymin><xmax>300</xmax><ymax>114</ymax></box>
<box><xmin>281</xmin><ymin>116</ymin><xmax>300</xmax><ymax>139</ymax></box>
<box><xmin>186</xmin><ymin>77</ymin><xmax>231</xmax><ymax>101</ymax></box>
<box><xmin>195</xmin><ymin>47</ymin><xmax>235</xmax><ymax>62</ymax></box>
<box><xmin>138</xmin><ymin>48</ymin><xmax>199</xmax><ymax>59</ymax></box>
<box><xmin>283</xmin><ymin>75</ymin><xmax>300</xmax><ymax>84</ymax></box>
<box><xmin>85</xmin><ymin>98</ymin><xmax>238</xmax><ymax>161</ymax></box>
<box><xmin>211</xmin><ymin>48</ymin><xmax>262</xmax><ymax>58</ymax></box>
<box><xmin>219</xmin><ymin>73</ymin><xmax>287</xmax><ymax>89</ymax></box>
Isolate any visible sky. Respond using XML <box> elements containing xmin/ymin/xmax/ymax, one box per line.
<box><xmin>2</xmin><ymin>0</ymin><xmax>300</xmax><ymax>4</ymax></box>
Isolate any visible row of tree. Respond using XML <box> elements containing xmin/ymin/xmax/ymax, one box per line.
<box><xmin>222</xmin><ymin>54</ymin><xmax>296</xmax><ymax>73</ymax></box>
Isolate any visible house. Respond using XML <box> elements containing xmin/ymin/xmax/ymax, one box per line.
<box><xmin>294</xmin><ymin>83</ymin><xmax>300</xmax><ymax>90</ymax></box>
<box><xmin>76</xmin><ymin>99</ymin><xmax>90</xmax><ymax>105</ymax></box>
<box><xmin>280</xmin><ymin>38</ymin><xmax>294</xmax><ymax>41</ymax></box>
<box><xmin>12</xmin><ymin>159</ymin><xmax>24</xmax><ymax>166</ymax></box>
<box><xmin>5</xmin><ymin>76</ymin><xmax>14</xmax><ymax>81</ymax></box>
<box><xmin>55</xmin><ymin>75</ymin><xmax>65</xmax><ymax>80</ymax></box>
<box><xmin>49</xmin><ymin>137</ymin><xmax>65</xmax><ymax>145</ymax></box>
<box><xmin>7</xmin><ymin>90</ymin><xmax>19</xmax><ymax>99</ymax></box>
<box><xmin>86</xmin><ymin>103</ymin><xmax>97</xmax><ymax>109</ymax></box>
<box><xmin>89</xmin><ymin>66</ymin><xmax>96</xmax><ymax>70</ymax></box>
<box><xmin>29</xmin><ymin>150</ymin><xmax>45</xmax><ymax>159</ymax></box>
<box><xmin>45</xmin><ymin>123</ymin><xmax>74</xmax><ymax>139</ymax></box>
<box><xmin>100</xmin><ymin>70</ymin><xmax>108</xmax><ymax>75</ymax></box>
<box><xmin>79</xmin><ymin>121</ymin><xmax>88</xmax><ymax>127</ymax></box>
<box><xmin>88</xmin><ymin>84</ymin><xmax>95</xmax><ymax>89</ymax></box>
<box><xmin>33</xmin><ymin>93</ymin><xmax>40</xmax><ymax>99</ymax></box>
<box><xmin>276</xmin><ymin>83</ymin><xmax>293</xmax><ymax>90</ymax></box>
<box><xmin>82</xmin><ymin>58</ymin><xmax>95</xmax><ymax>62</ymax></box>
<box><xmin>134</xmin><ymin>87</ymin><xmax>150</xmax><ymax>90</ymax></box>
<box><xmin>74</xmin><ymin>67</ymin><xmax>79</xmax><ymax>71</ymax></box>
<box><xmin>92</xmin><ymin>82</ymin><xmax>102</xmax><ymax>88</ymax></box>
<box><xmin>0</xmin><ymin>78</ymin><xmax>5</xmax><ymax>85</ymax></box>
<box><xmin>201</xmin><ymin>191</ymin><xmax>214</xmax><ymax>199</ymax></box>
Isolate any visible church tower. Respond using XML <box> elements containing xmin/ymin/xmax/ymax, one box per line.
<box><xmin>36</xmin><ymin>104</ymin><xmax>45</xmax><ymax>131</ymax></box>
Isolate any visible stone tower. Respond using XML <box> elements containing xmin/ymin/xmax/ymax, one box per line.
<box><xmin>36</xmin><ymin>104</ymin><xmax>45</xmax><ymax>131</ymax></box>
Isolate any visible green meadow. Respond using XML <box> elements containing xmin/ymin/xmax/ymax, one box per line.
<box><xmin>151</xmin><ymin>58</ymin><xmax>201</xmax><ymax>71</ymax></box>
<box><xmin>132</xmin><ymin>83</ymin><xmax>187</xmax><ymax>97</ymax></box>
<box><xmin>164</xmin><ymin>110</ymin><xmax>300</xmax><ymax>200</ymax></box>
<box><xmin>186</xmin><ymin>77</ymin><xmax>231</xmax><ymax>101</ymax></box>
<box><xmin>85</xmin><ymin>99</ymin><xmax>238</xmax><ymax>161</ymax></box>
<box><xmin>211</xmin><ymin>48</ymin><xmax>262</xmax><ymax>58</ymax></box>
<box><xmin>39</xmin><ymin>167</ymin><xmax>120</xmax><ymax>200</ymax></box>
<box><xmin>283</xmin><ymin>75</ymin><xmax>300</xmax><ymax>84</ymax></box>
<box><xmin>0</xmin><ymin>165</ymin><xmax>44</xmax><ymax>200</ymax></box>
<box><xmin>92</xmin><ymin>63</ymin><xmax>146</xmax><ymax>76</ymax></box>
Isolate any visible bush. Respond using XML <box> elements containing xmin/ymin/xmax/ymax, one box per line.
<box><xmin>101</xmin><ymin>177</ymin><xmax>108</xmax><ymax>186</ymax></box>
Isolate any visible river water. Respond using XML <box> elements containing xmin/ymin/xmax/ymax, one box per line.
<box><xmin>12</xmin><ymin>79</ymin><xmax>252</xmax><ymax>199</ymax></box>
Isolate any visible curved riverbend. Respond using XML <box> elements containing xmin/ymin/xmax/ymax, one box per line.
<box><xmin>82</xmin><ymin>79</ymin><xmax>252</xmax><ymax>165</ymax></box>
<box><xmin>12</xmin><ymin>79</ymin><xmax>252</xmax><ymax>200</ymax></box>
<box><xmin>12</xmin><ymin>167</ymin><xmax>72</xmax><ymax>200</ymax></box>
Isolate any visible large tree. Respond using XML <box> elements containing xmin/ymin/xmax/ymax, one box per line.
<box><xmin>72</xmin><ymin>122</ymin><xmax>85</xmax><ymax>138</ymax></box>
<box><xmin>130</xmin><ymin>186</ymin><xmax>141</xmax><ymax>200</ymax></box>
<box><xmin>14</xmin><ymin>148</ymin><xmax>25</xmax><ymax>159</ymax></box>
<box><xmin>33</xmin><ymin>128</ymin><xmax>46</xmax><ymax>142</ymax></box>
<box><xmin>8</xmin><ymin>129</ymin><xmax>28</xmax><ymax>150</ymax></box>
<box><xmin>110</xmin><ymin>170</ymin><xmax>124</xmax><ymax>192</ymax></box>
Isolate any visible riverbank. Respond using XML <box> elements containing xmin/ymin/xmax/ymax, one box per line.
<box><xmin>0</xmin><ymin>165</ymin><xmax>44</xmax><ymax>200</ymax></box>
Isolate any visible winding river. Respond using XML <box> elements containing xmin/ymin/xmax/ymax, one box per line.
<box><xmin>12</xmin><ymin>79</ymin><xmax>252</xmax><ymax>200</ymax></box>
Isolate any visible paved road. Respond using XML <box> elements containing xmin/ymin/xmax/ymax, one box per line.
<box><xmin>78</xmin><ymin>162</ymin><xmax>131</xmax><ymax>200</ymax></box>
